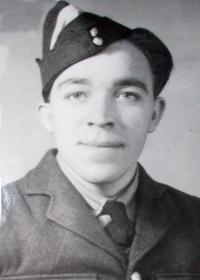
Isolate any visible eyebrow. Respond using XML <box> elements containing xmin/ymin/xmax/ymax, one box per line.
<box><xmin>58</xmin><ymin>78</ymin><xmax>90</xmax><ymax>89</ymax></box>
<box><xmin>113</xmin><ymin>78</ymin><xmax>148</xmax><ymax>94</ymax></box>
<box><xmin>58</xmin><ymin>77</ymin><xmax>148</xmax><ymax>93</ymax></box>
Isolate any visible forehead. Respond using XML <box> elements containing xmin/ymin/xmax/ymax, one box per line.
<box><xmin>52</xmin><ymin>40</ymin><xmax>153</xmax><ymax>90</ymax></box>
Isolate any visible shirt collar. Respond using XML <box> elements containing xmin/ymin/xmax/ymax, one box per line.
<box><xmin>56</xmin><ymin>153</ymin><xmax>139</xmax><ymax>217</ymax></box>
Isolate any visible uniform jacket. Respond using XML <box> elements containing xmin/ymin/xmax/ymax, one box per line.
<box><xmin>1</xmin><ymin>150</ymin><xmax>200</xmax><ymax>280</ymax></box>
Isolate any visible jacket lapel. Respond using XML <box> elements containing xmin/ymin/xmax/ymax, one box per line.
<box><xmin>23</xmin><ymin>150</ymin><xmax>179</xmax><ymax>274</ymax></box>
<box><xmin>24</xmin><ymin>150</ymin><xmax>126</xmax><ymax>268</ymax></box>
<box><xmin>127</xmin><ymin>165</ymin><xmax>179</xmax><ymax>277</ymax></box>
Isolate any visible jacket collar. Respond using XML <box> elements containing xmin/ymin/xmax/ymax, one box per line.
<box><xmin>23</xmin><ymin>149</ymin><xmax>178</xmax><ymax>271</ymax></box>
<box><xmin>23</xmin><ymin>150</ymin><xmax>165</xmax><ymax>200</ymax></box>
<box><xmin>23</xmin><ymin>149</ymin><xmax>126</xmax><ymax>269</ymax></box>
<box><xmin>127</xmin><ymin>164</ymin><xmax>178</xmax><ymax>277</ymax></box>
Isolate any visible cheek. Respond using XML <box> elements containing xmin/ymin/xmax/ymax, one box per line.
<box><xmin>50</xmin><ymin>103</ymin><xmax>86</xmax><ymax>139</ymax></box>
<box><xmin>121</xmin><ymin>106</ymin><xmax>153</xmax><ymax>140</ymax></box>
<box><xmin>121</xmin><ymin>103</ymin><xmax>153</xmax><ymax>125</ymax></box>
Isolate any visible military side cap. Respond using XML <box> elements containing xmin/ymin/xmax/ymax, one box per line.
<box><xmin>36</xmin><ymin>1</ymin><xmax>173</xmax><ymax>100</ymax></box>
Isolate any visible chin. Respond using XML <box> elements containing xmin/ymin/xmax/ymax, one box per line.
<box><xmin>78</xmin><ymin>164</ymin><xmax>126</xmax><ymax>185</ymax></box>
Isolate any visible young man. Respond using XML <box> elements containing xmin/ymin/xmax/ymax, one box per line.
<box><xmin>1</xmin><ymin>1</ymin><xmax>200</xmax><ymax>280</ymax></box>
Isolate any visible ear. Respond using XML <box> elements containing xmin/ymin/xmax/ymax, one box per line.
<box><xmin>148</xmin><ymin>97</ymin><xmax>166</xmax><ymax>133</ymax></box>
<box><xmin>37</xmin><ymin>103</ymin><xmax>54</xmax><ymax>133</ymax></box>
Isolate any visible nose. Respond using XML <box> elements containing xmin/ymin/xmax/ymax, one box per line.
<box><xmin>87</xmin><ymin>95</ymin><xmax>115</xmax><ymax>129</ymax></box>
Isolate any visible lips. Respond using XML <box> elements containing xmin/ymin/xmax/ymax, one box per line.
<box><xmin>79</xmin><ymin>140</ymin><xmax>124</xmax><ymax>148</ymax></box>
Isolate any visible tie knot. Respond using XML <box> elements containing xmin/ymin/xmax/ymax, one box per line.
<box><xmin>101</xmin><ymin>201</ymin><xmax>129</xmax><ymax>227</ymax></box>
<box><xmin>100</xmin><ymin>200</ymin><xmax>135</xmax><ymax>248</ymax></box>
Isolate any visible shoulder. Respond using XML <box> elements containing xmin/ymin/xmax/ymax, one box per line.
<box><xmin>1</xmin><ymin>174</ymin><xmax>31</xmax><ymax>224</ymax></box>
<box><xmin>1</xmin><ymin>152</ymin><xmax>47</xmax><ymax>218</ymax></box>
<box><xmin>1</xmin><ymin>149</ymin><xmax>59</xmax><ymax>221</ymax></box>
<box><xmin>138</xmin><ymin>164</ymin><xmax>200</xmax><ymax>224</ymax></box>
<box><xmin>158</xmin><ymin>180</ymin><xmax>200</xmax><ymax>227</ymax></box>
<box><xmin>163</xmin><ymin>183</ymin><xmax>200</xmax><ymax>222</ymax></box>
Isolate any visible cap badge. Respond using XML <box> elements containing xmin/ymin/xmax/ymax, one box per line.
<box><xmin>92</xmin><ymin>37</ymin><xmax>104</xmax><ymax>46</ymax></box>
<box><xmin>90</xmin><ymin>27</ymin><xmax>103</xmax><ymax>46</ymax></box>
<box><xmin>90</xmin><ymin>27</ymin><xmax>98</xmax><ymax>37</ymax></box>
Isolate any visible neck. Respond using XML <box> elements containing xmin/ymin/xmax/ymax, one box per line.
<box><xmin>56</xmin><ymin>153</ymin><xmax>138</xmax><ymax>199</ymax></box>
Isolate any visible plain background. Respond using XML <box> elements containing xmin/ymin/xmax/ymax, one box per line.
<box><xmin>0</xmin><ymin>0</ymin><xmax>200</xmax><ymax>197</ymax></box>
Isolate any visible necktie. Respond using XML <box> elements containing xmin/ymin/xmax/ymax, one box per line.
<box><xmin>101</xmin><ymin>201</ymin><xmax>135</xmax><ymax>248</ymax></box>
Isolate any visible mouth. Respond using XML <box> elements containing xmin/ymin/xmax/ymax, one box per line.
<box><xmin>79</xmin><ymin>141</ymin><xmax>125</xmax><ymax>148</ymax></box>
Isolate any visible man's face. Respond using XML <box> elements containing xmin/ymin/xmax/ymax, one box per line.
<box><xmin>39</xmin><ymin>40</ymin><xmax>164</xmax><ymax>185</ymax></box>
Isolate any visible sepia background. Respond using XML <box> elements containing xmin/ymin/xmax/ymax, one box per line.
<box><xmin>0</xmin><ymin>0</ymin><xmax>200</xmax><ymax>196</ymax></box>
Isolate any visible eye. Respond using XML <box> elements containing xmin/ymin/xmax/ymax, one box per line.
<box><xmin>64</xmin><ymin>91</ymin><xmax>88</xmax><ymax>100</ymax></box>
<box><xmin>116</xmin><ymin>91</ymin><xmax>140</xmax><ymax>102</ymax></box>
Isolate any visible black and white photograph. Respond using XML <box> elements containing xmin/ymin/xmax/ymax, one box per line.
<box><xmin>0</xmin><ymin>0</ymin><xmax>200</xmax><ymax>279</ymax></box>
